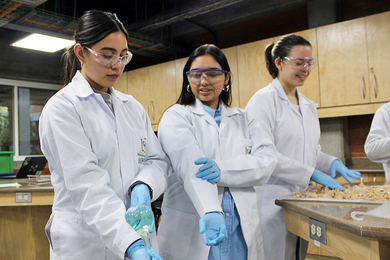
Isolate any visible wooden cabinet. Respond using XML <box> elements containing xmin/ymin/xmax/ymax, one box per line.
<box><xmin>0</xmin><ymin>184</ymin><xmax>54</xmax><ymax>260</ymax></box>
<box><xmin>317</xmin><ymin>18</ymin><xmax>370</xmax><ymax>107</ymax></box>
<box><xmin>126</xmin><ymin>61</ymin><xmax>177</xmax><ymax>127</ymax></box>
<box><xmin>149</xmin><ymin>61</ymin><xmax>177</xmax><ymax>124</ymax></box>
<box><xmin>114</xmin><ymin>71</ymin><xmax>127</xmax><ymax>93</ymax></box>
<box><xmin>126</xmin><ymin>66</ymin><xmax>152</xmax><ymax>115</ymax></box>
<box><xmin>174</xmin><ymin>57</ymin><xmax>187</xmax><ymax>100</ymax></box>
<box><xmin>315</xmin><ymin>11</ymin><xmax>390</xmax><ymax>116</ymax></box>
<box><xmin>237</xmin><ymin>38</ymin><xmax>274</xmax><ymax>108</ymax></box>
<box><xmin>366</xmin><ymin>11</ymin><xmax>390</xmax><ymax>103</ymax></box>
<box><xmin>120</xmin><ymin>11</ymin><xmax>390</xmax><ymax>121</ymax></box>
<box><xmin>222</xmin><ymin>46</ymin><xmax>240</xmax><ymax>108</ymax></box>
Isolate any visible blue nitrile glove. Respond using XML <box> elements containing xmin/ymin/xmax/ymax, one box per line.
<box><xmin>195</xmin><ymin>158</ymin><xmax>221</xmax><ymax>183</ymax></box>
<box><xmin>126</xmin><ymin>240</ymin><xmax>163</xmax><ymax>260</ymax></box>
<box><xmin>311</xmin><ymin>169</ymin><xmax>345</xmax><ymax>190</ymax></box>
<box><xmin>199</xmin><ymin>212</ymin><xmax>227</xmax><ymax>246</ymax></box>
<box><xmin>131</xmin><ymin>184</ymin><xmax>155</xmax><ymax>233</ymax></box>
<box><xmin>330</xmin><ymin>159</ymin><xmax>361</xmax><ymax>183</ymax></box>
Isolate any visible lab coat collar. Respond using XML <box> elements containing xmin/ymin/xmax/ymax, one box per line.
<box><xmin>273</xmin><ymin>78</ymin><xmax>312</xmax><ymax>116</ymax></box>
<box><xmin>191</xmin><ymin>98</ymin><xmax>207</xmax><ymax>115</ymax></box>
<box><xmin>192</xmin><ymin>98</ymin><xmax>216</xmax><ymax>126</ymax></box>
<box><xmin>71</xmin><ymin>71</ymin><xmax>128</xmax><ymax>103</ymax></box>
<box><xmin>273</xmin><ymin>78</ymin><xmax>290</xmax><ymax>102</ymax></box>
<box><xmin>190</xmin><ymin>99</ymin><xmax>219</xmax><ymax>129</ymax></box>
<box><xmin>189</xmin><ymin>98</ymin><xmax>240</xmax><ymax>132</ymax></box>
<box><xmin>72</xmin><ymin>71</ymin><xmax>95</xmax><ymax>98</ymax></box>
<box><xmin>191</xmin><ymin>98</ymin><xmax>239</xmax><ymax>117</ymax></box>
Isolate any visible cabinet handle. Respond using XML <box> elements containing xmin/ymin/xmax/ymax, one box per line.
<box><xmin>370</xmin><ymin>67</ymin><xmax>378</xmax><ymax>98</ymax></box>
<box><xmin>362</xmin><ymin>76</ymin><xmax>366</xmax><ymax>99</ymax></box>
<box><xmin>151</xmin><ymin>101</ymin><xmax>155</xmax><ymax>121</ymax></box>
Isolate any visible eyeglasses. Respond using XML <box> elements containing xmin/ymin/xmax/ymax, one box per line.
<box><xmin>186</xmin><ymin>69</ymin><xmax>228</xmax><ymax>85</ymax></box>
<box><xmin>282</xmin><ymin>57</ymin><xmax>316</xmax><ymax>70</ymax></box>
<box><xmin>84</xmin><ymin>46</ymin><xmax>133</xmax><ymax>68</ymax></box>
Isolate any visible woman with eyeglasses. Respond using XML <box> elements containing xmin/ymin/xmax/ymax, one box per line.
<box><xmin>39</xmin><ymin>10</ymin><xmax>168</xmax><ymax>260</ymax></box>
<box><xmin>245</xmin><ymin>34</ymin><xmax>361</xmax><ymax>260</ymax></box>
<box><xmin>156</xmin><ymin>44</ymin><xmax>278</xmax><ymax>260</ymax></box>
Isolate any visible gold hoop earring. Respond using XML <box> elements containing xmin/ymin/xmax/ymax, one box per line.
<box><xmin>187</xmin><ymin>85</ymin><xmax>191</xmax><ymax>92</ymax></box>
<box><xmin>224</xmin><ymin>85</ymin><xmax>230</xmax><ymax>92</ymax></box>
<box><xmin>81</xmin><ymin>61</ymin><xmax>84</xmax><ymax>68</ymax></box>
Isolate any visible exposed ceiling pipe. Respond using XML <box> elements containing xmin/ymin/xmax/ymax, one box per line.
<box><xmin>186</xmin><ymin>19</ymin><xmax>217</xmax><ymax>45</ymax></box>
<box><xmin>138</xmin><ymin>0</ymin><xmax>244</xmax><ymax>31</ymax></box>
<box><xmin>0</xmin><ymin>0</ymin><xmax>187</xmax><ymax>56</ymax></box>
<box><xmin>0</xmin><ymin>1</ymin><xmax>22</xmax><ymax>19</ymax></box>
<box><xmin>14</xmin><ymin>9</ymin><xmax>36</xmax><ymax>24</ymax></box>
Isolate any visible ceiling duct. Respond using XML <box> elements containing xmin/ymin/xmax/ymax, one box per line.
<box><xmin>0</xmin><ymin>0</ymin><xmax>187</xmax><ymax>57</ymax></box>
<box><xmin>137</xmin><ymin>0</ymin><xmax>245</xmax><ymax>31</ymax></box>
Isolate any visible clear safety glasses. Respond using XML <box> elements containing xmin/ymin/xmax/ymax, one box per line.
<box><xmin>186</xmin><ymin>69</ymin><xmax>228</xmax><ymax>85</ymax></box>
<box><xmin>84</xmin><ymin>46</ymin><xmax>133</xmax><ymax>68</ymax></box>
<box><xmin>282</xmin><ymin>57</ymin><xmax>316</xmax><ymax>71</ymax></box>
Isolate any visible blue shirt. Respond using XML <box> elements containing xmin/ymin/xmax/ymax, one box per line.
<box><xmin>201</xmin><ymin>101</ymin><xmax>248</xmax><ymax>260</ymax></box>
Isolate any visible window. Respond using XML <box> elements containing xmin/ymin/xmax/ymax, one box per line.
<box><xmin>0</xmin><ymin>86</ymin><xmax>14</xmax><ymax>152</ymax></box>
<box><xmin>0</xmin><ymin>79</ymin><xmax>60</xmax><ymax>161</ymax></box>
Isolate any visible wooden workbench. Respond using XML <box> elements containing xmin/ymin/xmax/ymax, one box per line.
<box><xmin>276</xmin><ymin>192</ymin><xmax>390</xmax><ymax>260</ymax></box>
<box><xmin>0</xmin><ymin>179</ymin><xmax>53</xmax><ymax>260</ymax></box>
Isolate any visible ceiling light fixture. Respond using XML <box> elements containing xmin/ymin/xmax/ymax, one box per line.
<box><xmin>11</xmin><ymin>33</ymin><xmax>75</xmax><ymax>53</ymax></box>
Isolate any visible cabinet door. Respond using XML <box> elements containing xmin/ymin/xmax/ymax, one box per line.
<box><xmin>150</xmin><ymin>61</ymin><xmax>177</xmax><ymax>124</ymax></box>
<box><xmin>222</xmin><ymin>46</ymin><xmax>240</xmax><ymax>108</ymax></box>
<box><xmin>175</xmin><ymin>57</ymin><xmax>188</xmax><ymax>100</ymax></box>
<box><xmin>126</xmin><ymin>68</ymin><xmax>151</xmax><ymax>116</ymax></box>
<box><xmin>317</xmin><ymin>18</ymin><xmax>370</xmax><ymax>107</ymax></box>
<box><xmin>366</xmin><ymin>11</ymin><xmax>390</xmax><ymax>103</ymax></box>
<box><xmin>114</xmin><ymin>72</ymin><xmax>127</xmax><ymax>93</ymax></box>
<box><xmin>274</xmin><ymin>29</ymin><xmax>320</xmax><ymax>106</ymax></box>
<box><xmin>237</xmin><ymin>38</ymin><xmax>274</xmax><ymax>108</ymax></box>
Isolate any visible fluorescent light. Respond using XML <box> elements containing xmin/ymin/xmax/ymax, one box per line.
<box><xmin>11</xmin><ymin>33</ymin><xmax>75</xmax><ymax>53</ymax></box>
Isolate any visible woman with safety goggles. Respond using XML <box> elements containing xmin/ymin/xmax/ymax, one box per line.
<box><xmin>245</xmin><ymin>34</ymin><xmax>361</xmax><ymax>260</ymax></box>
<box><xmin>156</xmin><ymin>44</ymin><xmax>278</xmax><ymax>260</ymax></box>
<box><xmin>39</xmin><ymin>10</ymin><xmax>168</xmax><ymax>260</ymax></box>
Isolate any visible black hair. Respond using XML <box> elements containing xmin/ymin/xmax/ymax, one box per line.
<box><xmin>177</xmin><ymin>44</ymin><xmax>232</xmax><ymax>107</ymax></box>
<box><xmin>62</xmin><ymin>10</ymin><xmax>128</xmax><ymax>86</ymax></box>
<box><xmin>265</xmin><ymin>34</ymin><xmax>311</xmax><ymax>79</ymax></box>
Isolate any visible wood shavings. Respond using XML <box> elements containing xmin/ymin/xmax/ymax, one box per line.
<box><xmin>292</xmin><ymin>183</ymin><xmax>390</xmax><ymax>201</ymax></box>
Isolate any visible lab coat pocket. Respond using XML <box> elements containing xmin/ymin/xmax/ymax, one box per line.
<box><xmin>157</xmin><ymin>207</ymin><xmax>196</xmax><ymax>258</ymax></box>
<box><xmin>54</xmin><ymin>213</ymin><xmax>105</xmax><ymax>259</ymax></box>
<box><xmin>240</xmin><ymin>138</ymin><xmax>252</xmax><ymax>155</ymax></box>
<box><xmin>225</xmin><ymin>138</ymin><xmax>252</xmax><ymax>158</ymax></box>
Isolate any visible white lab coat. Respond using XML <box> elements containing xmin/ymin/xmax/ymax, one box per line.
<box><xmin>156</xmin><ymin>98</ymin><xmax>278</xmax><ymax>260</ymax></box>
<box><xmin>39</xmin><ymin>71</ymin><xmax>168</xmax><ymax>260</ymax></box>
<box><xmin>245</xmin><ymin>78</ymin><xmax>337</xmax><ymax>260</ymax></box>
<box><xmin>365</xmin><ymin>102</ymin><xmax>390</xmax><ymax>180</ymax></box>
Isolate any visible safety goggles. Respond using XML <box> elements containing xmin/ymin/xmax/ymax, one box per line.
<box><xmin>282</xmin><ymin>57</ymin><xmax>316</xmax><ymax>70</ymax></box>
<box><xmin>84</xmin><ymin>46</ymin><xmax>133</xmax><ymax>68</ymax></box>
<box><xmin>186</xmin><ymin>69</ymin><xmax>228</xmax><ymax>85</ymax></box>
